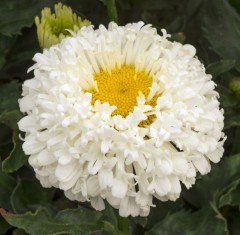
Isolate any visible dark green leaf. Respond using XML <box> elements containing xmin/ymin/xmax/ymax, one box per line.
<box><xmin>10</xmin><ymin>178</ymin><xmax>50</xmax><ymax>214</ymax></box>
<box><xmin>132</xmin><ymin>216</ymin><xmax>147</xmax><ymax>228</ymax></box>
<box><xmin>55</xmin><ymin>207</ymin><xmax>118</xmax><ymax>234</ymax></box>
<box><xmin>0</xmin><ymin>208</ymin><xmax>73</xmax><ymax>235</ymax></box>
<box><xmin>225</xmin><ymin>115</ymin><xmax>240</xmax><ymax>129</ymax></box>
<box><xmin>135</xmin><ymin>0</ymin><xmax>172</xmax><ymax>11</ymax></box>
<box><xmin>202</xmin><ymin>0</ymin><xmax>240</xmax><ymax>71</ymax></box>
<box><xmin>0</xmin><ymin>81</ymin><xmax>20</xmax><ymax>113</ymax></box>
<box><xmin>0</xmin><ymin>215</ymin><xmax>11</xmax><ymax>234</ymax></box>
<box><xmin>166</xmin><ymin>16</ymin><xmax>186</xmax><ymax>33</ymax></box>
<box><xmin>1</xmin><ymin>136</ymin><xmax>26</xmax><ymax>173</ymax></box>
<box><xmin>216</xmin><ymin>85</ymin><xmax>238</xmax><ymax>108</ymax></box>
<box><xmin>146</xmin><ymin>206</ymin><xmax>228</xmax><ymax>235</ymax></box>
<box><xmin>0</xmin><ymin>0</ymin><xmax>56</xmax><ymax>36</ymax></box>
<box><xmin>183</xmin><ymin>154</ymin><xmax>240</xmax><ymax>207</ymax></box>
<box><xmin>184</xmin><ymin>0</ymin><xmax>203</xmax><ymax>19</ymax></box>
<box><xmin>1</xmin><ymin>27</ymin><xmax>39</xmax><ymax>80</ymax></box>
<box><xmin>146</xmin><ymin>199</ymin><xmax>183</xmax><ymax>230</ymax></box>
<box><xmin>13</xmin><ymin>228</ymin><xmax>29</xmax><ymax>235</ymax></box>
<box><xmin>0</xmin><ymin>111</ymin><xmax>26</xmax><ymax>173</ymax></box>
<box><xmin>55</xmin><ymin>207</ymin><xmax>102</xmax><ymax>224</ymax></box>
<box><xmin>230</xmin><ymin>0</ymin><xmax>240</xmax><ymax>13</ymax></box>
<box><xmin>0</xmin><ymin>34</ymin><xmax>17</xmax><ymax>70</ymax></box>
<box><xmin>206</xmin><ymin>60</ymin><xmax>236</xmax><ymax>78</ymax></box>
<box><xmin>219</xmin><ymin>179</ymin><xmax>240</xmax><ymax>208</ymax></box>
<box><xmin>0</xmin><ymin>162</ymin><xmax>16</xmax><ymax>210</ymax></box>
<box><xmin>0</xmin><ymin>56</ymin><xmax>5</xmax><ymax>70</ymax></box>
<box><xmin>102</xmin><ymin>203</ymin><xmax>118</xmax><ymax>229</ymax></box>
<box><xmin>0</xmin><ymin>110</ymin><xmax>21</xmax><ymax>129</ymax></box>
<box><xmin>0</xmin><ymin>207</ymin><xmax>115</xmax><ymax>235</ymax></box>
<box><xmin>0</xmin><ymin>123</ymin><xmax>12</xmax><ymax>146</ymax></box>
<box><xmin>230</xmin><ymin>127</ymin><xmax>240</xmax><ymax>155</ymax></box>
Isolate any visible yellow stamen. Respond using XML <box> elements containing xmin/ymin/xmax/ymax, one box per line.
<box><xmin>89</xmin><ymin>65</ymin><xmax>158</xmax><ymax>123</ymax></box>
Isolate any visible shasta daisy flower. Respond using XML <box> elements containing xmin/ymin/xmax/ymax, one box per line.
<box><xmin>18</xmin><ymin>22</ymin><xmax>225</xmax><ymax>217</ymax></box>
<box><xmin>35</xmin><ymin>3</ymin><xmax>91</xmax><ymax>49</ymax></box>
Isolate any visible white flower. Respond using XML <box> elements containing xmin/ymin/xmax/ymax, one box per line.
<box><xmin>18</xmin><ymin>22</ymin><xmax>225</xmax><ymax>217</ymax></box>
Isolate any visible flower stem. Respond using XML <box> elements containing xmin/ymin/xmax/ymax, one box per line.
<box><xmin>117</xmin><ymin>216</ymin><xmax>130</xmax><ymax>235</ymax></box>
<box><xmin>106</xmin><ymin>0</ymin><xmax>118</xmax><ymax>23</ymax></box>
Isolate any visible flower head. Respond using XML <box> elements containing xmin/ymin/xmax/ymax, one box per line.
<box><xmin>19</xmin><ymin>22</ymin><xmax>225</xmax><ymax>217</ymax></box>
<box><xmin>35</xmin><ymin>2</ymin><xmax>91</xmax><ymax>49</ymax></box>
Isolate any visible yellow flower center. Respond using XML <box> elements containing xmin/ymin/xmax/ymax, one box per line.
<box><xmin>89</xmin><ymin>65</ymin><xmax>158</xmax><ymax>121</ymax></box>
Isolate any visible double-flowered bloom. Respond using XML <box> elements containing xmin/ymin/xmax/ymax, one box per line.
<box><xmin>18</xmin><ymin>22</ymin><xmax>225</xmax><ymax>217</ymax></box>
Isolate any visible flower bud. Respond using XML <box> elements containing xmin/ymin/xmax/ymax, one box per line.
<box><xmin>35</xmin><ymin>3</ymin><xmax>91</xmax><ymax>49</ymax></box>
<box><xmin>229</xmin><ymin>78</ymin><xmax>240</xmax><ymax>98</ymax></box>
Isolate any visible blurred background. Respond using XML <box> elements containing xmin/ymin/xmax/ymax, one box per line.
<box><xmin>0</xmin><ymin>0</ymin><xmax>240</xmax><ymax>234</ymax></box>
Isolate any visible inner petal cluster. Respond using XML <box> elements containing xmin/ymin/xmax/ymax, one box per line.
<box><xmin>89</xmin><ymin>64</ymin><xmax>154</xmax><ymax>117</ymax></box>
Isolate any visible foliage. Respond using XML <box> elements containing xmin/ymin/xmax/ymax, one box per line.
<box><xmin>0</xmin><ymin>0</ymin><xmax>240</xmax><ymax>234</ymax></box>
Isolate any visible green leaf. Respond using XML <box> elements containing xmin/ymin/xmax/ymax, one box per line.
<box><xmin>0</xmin><ymin>123</ymin><xmax>12</xmax><ymax>146</ymax></box>
<box><xmin>202</xmin><ymin>0</ymin><xmax>240</xmax><ymax>71</ymax></box>
<box><xmin>0</xmin><ymin>81</ymin><xmax>21</xmax><ymax>113</ymax></box>
<box><xmin>230</xmin><ymin>0</ymin><xmax>240</xmax><ymax>12</ymax></box>
<box><xmin>216</xmin><ymin>85</ymin><xmax>238</xmax><ymax>108</ymax></box>
<box><xmin>0</xmin><ymin>0</ymin><xmax>56</xmax><ymax>36</ymax></box>
<box><xmin>136</xmin><ymin>0</ymin><xmax>172</xmax><ymax>11</ymax></box>
<box><xmin>0</xmin><ymin>207</ymin><xmax>114</xmax><ymax>235</ymax></box>
<box><xmin>145</xmin><ymin>206</ymin><xmax>228</xmax><ymax>235</ymax></box>
<box><xmin>55</xmin><ymin>207</ymin><xmax>118</xmax><ymax>234</ymax></box>
<box><xmin>13</xmin><ymin>228</ymin><xmax>29</xmax><ymax>235</ymax></box>
<box><xmin>183</xmin><ymin>154</ymin><xmax>240</xmax><ymax>208</ymax></box>
<box><xmin>230</xmin><ymin>127</ymin><xmax>240</xmax><ymax>155</ymax></box>
<box><xmin>225</xmin><ymin>115</ymin><xmax>240</xmax><ymax>129</ymax></box>
<box><xmin>55</xmin><ymin>207</ymin><xmax>102</xmax><ymax>224</ymax></box>
<box><xmin>0</xmin><ymin>208</ymin><xmax>72</xmax><ymax>235</ymax></box>
<box><xmin>101</xmin><ymin>203</ymin><xmax>119</xmax><ymax>230</ymax></box>
<box><xmin>10</xmin><ymin>178</ymin><xmax>50</xmax><ymax>214</ymax></box>
<box><xmin>206</xmin><ymin>60</ymin><xmax>236</xmax><ymax>78</ymax></box>
<box><xmin>219</xmin><ymin>179</ymin><xmax>240</xmax><ymax>208</ymax></box>
<box><xmin>146</xmin><ymin>199</ymin><xmax>183</xmax><ymax>230</ymax></box>
<box><xmin>0</xmin><ymin>34</ymin><xmax>17</xmax><ymax>69</ymax></box>
<box><xmin>0</xmin><ymin>210</ymin><xmax>12</xmax><ymax>233</ymax></box>
<box><xmin>0</xmin><ymin>111</ymin><xmax>26</xmax><ymax>173</ymax></box>
<box><xmin>0</xmin><ymin>161</ymin><xmax>16</xmax><ymax>210</ymax></box>
<box><xmin>1</xmin><ymin>27</ymin><xmax>39</xmax><ymax>80</ymax></box>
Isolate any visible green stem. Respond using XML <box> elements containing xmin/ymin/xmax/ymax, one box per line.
<box><xmin>118</xmin><ymin>216</ymin><xmax>130</xmax><ymax>235</ymax></box>
<box><xmin>106</xmin><ymin>0</ymin><xmax>118</xmax><ymax>23</ymax></box>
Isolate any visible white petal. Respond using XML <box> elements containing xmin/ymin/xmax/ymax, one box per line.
<box><xmin>91</xmin><ymin>196</ymin><xmax>105</xmax><ymax>211</ymax></box>
<box><xmin>119</xmin><ymin>197</ymin><xmax>140</xmax><ymax>217</ymax></box>
<box><xmin>22</xmin><ymin>138</ymin><xmax>45</xmax><ymax>155</ymax></box>
<box><xmin>192</xmin><ymin>157</ymin><xmax>211</xmax><ymax>175</ymax></box>
<box><xmin>98</xmin><ymin>169</ymin><xmax>113</xmax><ymax>189</ymax></box>
<box><xmin>55</xmin><ymin>163</ymin><xmax>76</xmax><ymax>181</ymax></box>
<box><xmin>87</xmin><ymin>176</ymin><xmax>101</xmax><ymax>197</ymax></box>
<box><xmin>36</xmin><ymin>149</ymin><xmax>56</xmax><ymax>166</ymax></box>
<box><xmin>155</xmin><ymin>177</ymin><xmax>171</xmax><ymax>196</ymax></box>
<box><xmin>112</xmin><ymin>178</ymin><xmax>128</xmax><ymax>198</ymax></box>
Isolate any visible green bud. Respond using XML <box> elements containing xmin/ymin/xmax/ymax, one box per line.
<box><xmin>35</xmin><ymin>3</ymin><xmax>91</xmax><ymax>49</ymax></box>
<box><xmin>229</xmin><ymin>78</ymin><xmax>240</xmax><ymax>98</ymax></box>
<box><xmin>170</xmin><ymin>32</ymin><xmax>186</xmax><ymax>44</ymax></box>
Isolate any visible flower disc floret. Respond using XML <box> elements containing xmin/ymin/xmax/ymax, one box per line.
<box><xmin>90</xmin><ymin>64</ymin><xmax>155</xmax><ymax>117</ymax></box>
<box><xmin>19</xmin><ymin>22</ymin><xmax>225</xmax><ymax>217</ymax></box>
